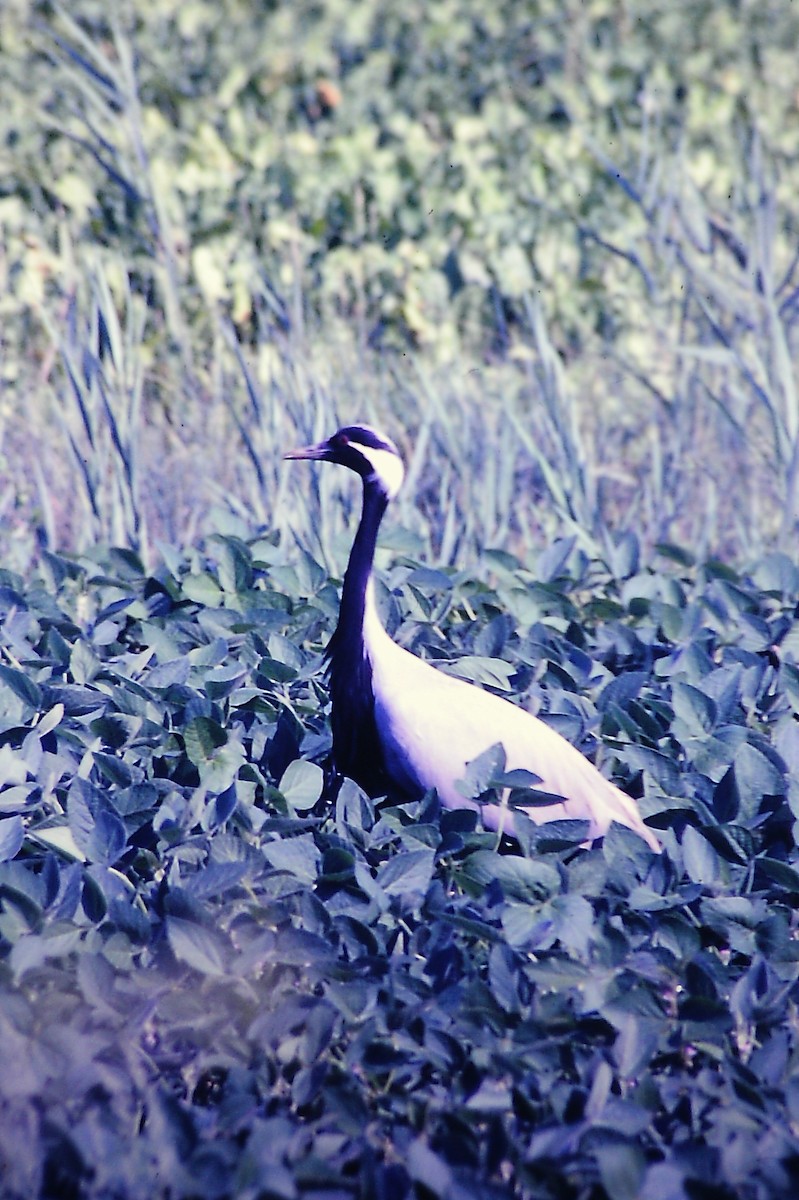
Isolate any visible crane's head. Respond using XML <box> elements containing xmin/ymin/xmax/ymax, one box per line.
<box><xmin>284</xmin><ymin>424</ymin><xmax>405</xmax><ymax>499</ymax></box>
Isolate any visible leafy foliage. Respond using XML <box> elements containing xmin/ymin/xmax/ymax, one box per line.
<box><xmin>2</xmin><ymin>537</ymin><xmax>799</xmax><ymax>1196</ymax></box>
<box><xmin>2</xmin><ymin>0</ymin><xmax>799</xmax><ymax>562</ymax></box>
<box><xmin>3</xmin><ymin>3</ymin><xmax>799</xmax><ymax>1191</ymax></box>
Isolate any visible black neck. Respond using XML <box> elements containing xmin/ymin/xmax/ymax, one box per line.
<box><xmin>337</xmin><ymin>480</ymin><xmax>387</xmax><ymax>641</ymax></box>
<box><xmin>326</xmin><ymin>480</ymin><xmax>390</xmax><ymax>793</ymax></box>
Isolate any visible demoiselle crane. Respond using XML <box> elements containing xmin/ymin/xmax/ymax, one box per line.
<box><xmin>285</xmin><ymin>424</ymin><xmax>661</xmax><ymax>851</ymax></box>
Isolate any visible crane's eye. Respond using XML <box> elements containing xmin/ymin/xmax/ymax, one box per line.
<box><xmin>333</xmin><ymin>432</ymin><xmax>349</xmax><ymax>447</ymax></box>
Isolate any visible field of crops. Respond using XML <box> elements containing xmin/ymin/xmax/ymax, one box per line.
<box><xmin>3</xmin><ymin>2</ymin><xmax>799</xmax><ymax>1197</ymax></box>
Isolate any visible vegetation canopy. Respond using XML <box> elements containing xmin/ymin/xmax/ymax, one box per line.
<box><xmin>2</xmin><ymin>2</ymin><xmax>799</xmax><ymax>1197</ymax></box>
<box><xmin>2</xmin><ymin>536</ymin><xmax>799</xmax><ymax>1198</ymax></box>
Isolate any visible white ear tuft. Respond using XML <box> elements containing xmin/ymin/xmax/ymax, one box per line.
<box><xmin>357</xmin><ymin>445</ymin><xmax>405</xmax><ymax>499</ymax></box>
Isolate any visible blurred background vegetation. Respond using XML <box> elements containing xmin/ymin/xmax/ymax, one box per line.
<box><xmin>2</xmin><ymin>0</ymin><xmax>799</xmax><ymax>570</ymax></box>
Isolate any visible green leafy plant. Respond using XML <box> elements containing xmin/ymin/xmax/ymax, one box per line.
<box><xmin>3</xmin><ymin>5</ymin><xmax>799</xmax><ymax>1192</ymax></box>
<box><xmin>1</xmin><ymin>537</ymin><xmax>799</xmax><ymax>1196</ymax></box>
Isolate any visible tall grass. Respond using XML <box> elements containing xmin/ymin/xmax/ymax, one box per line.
<box><xmin>46</xmin><ymin>263</ymin><xmax>147</xmax><ymax>553</ymax></box>
<box><xmin>3</xmin><ymin>10</ymin><xmax>797</xmax><ymax>574</ymax></box>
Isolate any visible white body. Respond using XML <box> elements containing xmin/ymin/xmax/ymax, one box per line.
<box><xmin>364</xmin><ymin>582</ymin><xmax>660</xmax><ymax>850</ymax></box>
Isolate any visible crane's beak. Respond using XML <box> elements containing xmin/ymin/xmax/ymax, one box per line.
<box><xmin>283</xmin><ymin>441</ymin><xmax>329</xmax><ymax>461</ymax></box>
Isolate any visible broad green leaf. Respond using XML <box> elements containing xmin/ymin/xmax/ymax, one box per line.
<box><xmin>146</xmin><ymin>658</ymin><xmax>191</xmax><ymax>689</ymax></box>
<box><xmin>88</xmin><ymin>809</ymin><xmax>127</xmax><ymax>865</ymax></box>
<box><xmin>596</xmin><ymin>1141</ymin><xmax>646</xmax><ymax>1200</ymax></box>
<box><xmin>0</xmin><ymin>815</ymin><xmax>24</xmax><ymax>862</ymax></box>
<box><xmin>672</xmin><ymin>681</ymin><xmax>717</xmax><ymax>736</ymax></box>
<box><xmin>35</xmin><ymin>703</ymin><xmax>65</xmax><ymax>737</ymax></box>
<box><xmin>67</xmin><ymin>779</ymin><xmax>96</xmax><ymax>857</ymax></box>
<box><xmin>615</xmin><ymin>743</ymin><xmax>682</xmax><ymax>794</ymax></box>
<box><xmin>465</xmin><ymin>1078</ymin><xmax>513</xmax><ymax>1112</ymax></box>
<box><xmin>215</xmin><ymin>536</ymin><xmax>254</xmax><ymax>594</ymax></box>
<box><xmin>204</xmin><ymin>665</ymin><xmax>247</xmax><ymax>700</ymax></box>
<box><xmin>463</xmin><ymin>850</ymin><xmax>560</xmax><ymax>901</ymax></box>
<box><xmin>27</xmin><ymin>824</ymin><xmax>86</xmax><ymax>861</ymax></box>
<box><xmin>167</xmin><ymin>917</ymin><xmax>227</xmax><ymax>976</ymax></box>
<box><xmin>682</xmin><ymin>826</ymin><xmax>720</xmax><ymax>885</ymax></box>
<box><xmin>376</xmin><ymin>848</ymin><xmax>435</xmax><ymax>897</ymax></box>
<box><xmin>69</xmin><ymin>639</ymin><xmax>101</xmax><ymax>685</ymax></box>
<box><xmin>335</xmin><ymin>777</ymin><xmax>374</xmax><ymax>836</ymax></box>
<box><xmin>406</xmin><ymin>1140</ymin><xmax>452</xmax><ymax>1198</ymax></box>
<box><xmin>264</xmin><ymin>833</ymin><xmax>320</xmax><ymax>884</ymax></box>
<box><xmin>0</xmin><ymin>784</ymin><xmax>35</xmax><ymax>814</ymax></box>
<box><xmin>0</xmin><ymin>745</ymin><xmax>29</xmax><ymax>789</ymax></box>
<box><xmin>183</xmin><ymin>716</ymin><xmax>228</xmax><ymax>765</ymax></box>
<box><xmin>733</xmin><ymin>741</ymin><xmax>786</xmax><ymax>819</ymax></box>
<box><xmin>751</xmin><ymin>552</ymin><xmax>799</xmax><ymax>596</ymax></box>
<box><xmin>611</xmin><ymin>1014</ymin><xmax>661</xmax><ymax>1080</ymax></box>
<box><xmin>0</xmin><ymin>665</ymin><xmax>41</xmax><ymax>709</ymax></box>
<box><xmin>199</xmin><ymin>738</ymin><xmax>245</xmax><ymax>794</ymax></box>
<box><xmin>537</xmin><ymin>536</ymin><xmax>576</xmax><ymax>583</ymax></box>
<box><xmin>549</xmin><ymin>893</ymin><xmax>595</xmax><ymax>955</ymax></box>
<box><xmin>455</xmin><ymin>742</ymin><xmax>506</xmax><ymax>799</ymax></box>
<box><xmin>279</xmin><ymin>759</ymin><xmax>324</xmax><ymax>813</ymax></box>
<box><xmin>10</xmin><ymin>930</ymin><xmax>83</xmax><ymax>982</ymax></box>
<box><xmin>756</xmin><ymin>858</ymin><xmax>799</xmax><ymax>891</ymax></box>
<box><xmin>605</xmin><ymin>530</ymin><xmax>640</xmax><ymax>579</ymax></box>
<box><xmin>92</xmin><ymin>751</ymin><xmax>134</xmax><ymax>788</ymax></box>
<box><xmin>182</xmin><ymin>572</ymin><xmax>223</xmax><ymax>606</ymax></box>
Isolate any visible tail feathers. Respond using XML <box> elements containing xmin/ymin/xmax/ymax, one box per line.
<box><xmin>600</xmin><ymin>782</ymin><xmax>661</xmax><ymax>852</ymax></box>
<box><xmin>572</xmin><ymin>763</ymin><xmax>661</xmax><ymax>851</ymax></box>
<box><xmin>537</xmin><ymin>744</ymin><xmax>662</xmax><ymax>852</ymax></box>
<box><xmin>496</xmin><ymin>764</ymin><xmax>661</xmax><ymax>851</ymax></box>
